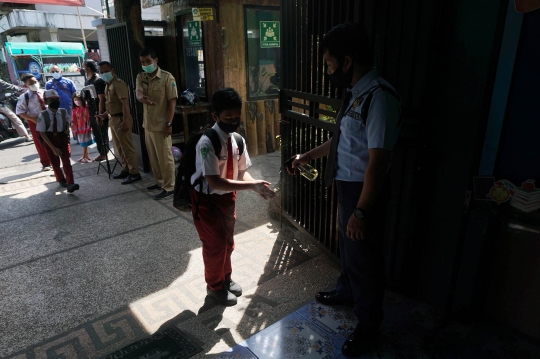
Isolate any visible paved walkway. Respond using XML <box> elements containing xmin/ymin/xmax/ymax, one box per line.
<box><xmin>0</xmin><ymin>139</ymin><xmax>339</xmax><ymax>358</ymax></box>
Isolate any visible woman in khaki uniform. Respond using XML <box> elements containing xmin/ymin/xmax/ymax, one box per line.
<box><xmin>97</xmin><ymin>61</ymin><xmax>141</xmax><ymax>184</ymax></box>
<box><xmin>135</xmin><ymin>47</ymin><xmax>177</xmax><ymax>200</ymax></box>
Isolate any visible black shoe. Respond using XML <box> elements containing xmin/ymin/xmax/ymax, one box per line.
<box><xmin>223</xmin><ymin>279</ymin><xmax>242</xmax><ymax>297</ymax></box>
<box><xmin>154</xmin><ymin>190</ymin><xmax>173</xmax><ymax>200</ymax></box>
<box><xmin>121</xmin><ymin>174</ymin><xmax>142</xmax><ymax>185</ymax></box>
<box><xmin>113</xmin><ymin>171</ymin><xmax>129</xmax><ymax>179</ymax></box>
<box><xmin>59</xmin><ymin>179</ymin><xmax>67</xmax><ymax>188</ymax></box>
<box><xmin>341</xmin><ymin>324</ymin><xmax>380</xmax><ymax>356</ymax></box>
<box><xmin>66</xmin><ymin>183</ymin><xmax>80</xmax><ymax>193</ymax></box>
<box><xmin>206</xmin><ymin>287</ymin><xmax>237</xmax><ymax>306</ymax></box>
<box><xmin>315</xmin><ymin>290</ymin><xmax>354</xmax><ymax>307</ymax></box>
<box><xmin>146</xmin><ymin>184</ymin><xmax>161</xmax><ymax>191</ymax></box>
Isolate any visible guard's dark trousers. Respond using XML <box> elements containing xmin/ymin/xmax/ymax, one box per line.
<box><xmin>335</xmin><ymin>179</ymin><xmax>390</xmax><ymax>331</ymax></box>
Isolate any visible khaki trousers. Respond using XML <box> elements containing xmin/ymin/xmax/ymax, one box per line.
<box><xmin>0</xmin><ymin>106</ymin><xmax>29</xmax><ymax>137</ymax></box>
<box><xmin>109</xmin><ymin>116</ymin><xmax>139</xmax><ymax>175</ymax></box>
<box><xmin>145</xmin><ymin>129</ymin><xmax>175</xmax><ymax>191</ymax></box>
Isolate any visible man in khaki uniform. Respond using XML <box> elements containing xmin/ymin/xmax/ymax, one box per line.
<box><xmin>97</xmin><ymin>61</ymin><xmax>141</xmax><ymax>184</ymax></box>
<box><xmin>136</xmin><ymin>47</ymin><xmax>177</xmax><ymax>200</ymax></box>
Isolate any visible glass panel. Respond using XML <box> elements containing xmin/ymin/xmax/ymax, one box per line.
<box><xmin>245</xmin><ymin>8</ymin><xmax>281</xmax><ymax>100</ymax></box>
<box><xmin>181</xmin><ymin>17</ymin><xmax>207</xmax><ymax>100</ymax></box>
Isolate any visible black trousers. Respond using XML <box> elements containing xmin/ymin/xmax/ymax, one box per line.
<box><xmin>90</xmin><ymin>117</ymin><xmax>109</xmax><ymax>156</ymax></box>
<box><xmin>335</xmin><ymin>179</ymin><xmax>390</xmax><ymax>331</ymax></box>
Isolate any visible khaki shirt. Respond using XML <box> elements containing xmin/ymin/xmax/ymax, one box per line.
<box><xmin>105</xmin><ymin>76</ymin><xmax>129</xmax><ymax>116</ymax></box>
<box><xmin>136</xmin><ymin>67</ymin><xmax>178</xmax><ymax>131</ymax></box>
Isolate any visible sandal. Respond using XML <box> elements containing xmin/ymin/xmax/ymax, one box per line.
<box><xmin>77</xmin><ymin>157</ymin><xmax>84</xmax><ymax>162</ymax></box>
<box><xmin>81</xmin><ymin>158</ymin><xmax>89</xmax><ymax>163</ymax></box>
<box><xmin>93</xmin><ymin>155</ymin><xmax>106</xmax><ymax>162</ymax></box>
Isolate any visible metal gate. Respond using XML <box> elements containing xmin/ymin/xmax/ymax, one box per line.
<box><xmin>279</xmin><ymin>0</ymin><xmax>439</xmax><ymax>290</ymax></box>
<box><xmin>105</xmin><ymin>23</ymin><xmax>148</xmax><ymax>172</ymax></box>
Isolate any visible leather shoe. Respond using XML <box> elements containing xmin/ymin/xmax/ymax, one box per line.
<box><xmin>223</xmin><ymin>279</ymin><xmax>242</xmax><ymax>297</ymax></box>
<box><xmin>341</xmin><ymin>324</ymin><xmax>379</xmax><ymax>356</ymax></box>
<box><xmin>113</xmin><ymin>171</ymin><xmax>129</xmax><ymax>179</ymax></box>
<box><xmin>66</xmin><ymin>183</ymin><xmax>80</xmax><ymax>193</ymax></box>
<box><xmin>146</xmin><ymin>184</ymin><xmax>161</xmax><ymax>191</ymax></box>
<box><xmin>315</xmin><ymin>290</ymin><xmax>354</xmax><ymax>307</ymax></box>
<box><xmin>206</xmin><ymin>286</ymin><xmax>237</xmax><ymax>306</ymax></box>
<box><xmin>121</xmin><ymin>174</ymin><xmax>142</xmax><ymax>185</ymax></box>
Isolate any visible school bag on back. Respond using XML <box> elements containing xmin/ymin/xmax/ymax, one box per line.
<box><xmin>173</xmin><ymin>128</ymin><xmax>244</xmax><ymax>217</ymax></box>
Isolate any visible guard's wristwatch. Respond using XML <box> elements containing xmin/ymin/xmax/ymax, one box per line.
<box><xmin>166</xmin><ymin>122</ymin><xmax>172</xmax><ymax>127</ymax></box>
<box><xmin>353</xmin><ymin>208</ymin><xmax>365</xmax><ymax>220</ymax></box>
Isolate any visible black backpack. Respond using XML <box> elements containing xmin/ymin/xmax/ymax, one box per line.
<box><xmin>173</xmin><ymin>128</ymin><xmax>244</xmax><ymax>219</ymax></box>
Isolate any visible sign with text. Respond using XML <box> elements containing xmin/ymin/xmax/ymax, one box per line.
<box><xmin>192</xmin><ymin>8</ymin><xmax>214</xmax><ymax>21</ymax></box>
<box><xmin>260</xmin><ymin>21</ymin><xmax>280</xmax><ymax>48</ymax></box>
<box><xmin>4</xmin><ymin>0</ymin><xmax>84</xmax><ymax>5</ymax></box>
<box><xmin>187</xmin><ymin>21</ymin><xmax>202</xmax><ymax>47</ymax></box>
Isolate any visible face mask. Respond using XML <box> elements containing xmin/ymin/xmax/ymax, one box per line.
<box><xmin>217</xmin><ymin>119</ymin><xmax>240</xmax><ymax>134</ymax></box>
<box><xmin>28</xmin><ymin>83</ymin><xmax>39</xmax><ymax>92</ymax></box>
<box><xmin>328</xmin><ymin>62</ymin><xmax>353</xmax><ymax>88</ymax></box>
<box><xmin>101</xmin><ymin>72</ymin><xmax>113</xmax><ymax>82</ymax></box>
<box><xmin>48</xmin><ymin>99</ymin><xmax>60</xmax><ymax>110</ymax></box>
<box><xmin>142</xmin><ymin>63</ymin><xmax>156</xmax><ymax>74</ymax></box>
<box><xmin>74</xmin><ymin>100</ymin><xmax>82</xmax><ymax>107</ymax></box>
<box><xmin>52</xmin><ymin>72</ymin><xmax>61</xmax><ymax>80</ymax></box>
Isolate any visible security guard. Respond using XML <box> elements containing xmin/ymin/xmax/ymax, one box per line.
<box><xmin>97</xmin><ymin>61</ymin><xmax>141</xmax><ymax>184</ymax></box>
<box><xmin>290</xmin><ymin>23</ymin><xmax>401</xmax><ymax>356</ymax></box>
<box><xmin>135</xmin><ymin>47</ymin><xmax>177</xmax><ymax>200</ymax></box>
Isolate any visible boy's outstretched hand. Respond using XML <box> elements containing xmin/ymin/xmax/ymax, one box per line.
<box><xmin>252</xmin><ymin>181</ymin><xmax>277</xmax><ymax>200</ymax></box>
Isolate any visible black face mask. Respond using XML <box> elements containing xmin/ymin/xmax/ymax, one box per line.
<box><xmin>328</xmin><ymin>62</ymin><xmax>353</xmax><ymax>88</ymax></box>
<box><xmin>48</xmin><ymin>100</ymin><xmax>60</xmax><ymax>110</ymax></box>
<box><xmin>217</xmin><ymin>119</ymin><xmax>240</xmax><ymax>134</ymax></box>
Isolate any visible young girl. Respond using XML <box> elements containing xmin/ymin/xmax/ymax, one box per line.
<box><xmin>71</xmin><ymin>91</ymin><xmax>93</xmax><ymax>162</ymax></box>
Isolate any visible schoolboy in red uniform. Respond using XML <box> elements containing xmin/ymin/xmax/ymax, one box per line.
<box><xmin>191</xmin><ymin>88</ymin><xmax>276</xmax><ymax>306</ymax></box>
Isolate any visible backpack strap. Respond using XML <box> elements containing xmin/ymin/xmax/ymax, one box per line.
<box><xmin>232</xmin><ymin>133</ymin><xmax>244</xmax><ymax>155</ymax></box>
<box><xmin>360</xmin><ymin>84</ymin><xmax>401</xmax><ymax>125</ymax></box>
<box><xmin>204</xmin><ymin>128</ymin><xmax>223</xmax><ymax>158</ymax></box>
<box><xmin>25</xmin><ymin>92</ymin><xmax>30</xmax><ymax>107</ymax></box>
<box><xmin>41</xmin><ymin>110</ymin><xmax>51</xmax><ymax>130</ymax></box>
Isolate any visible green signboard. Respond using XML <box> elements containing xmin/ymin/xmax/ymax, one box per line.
<box><xmin>260</xmin><ymin>21</ymin><xmax>280</xmax><ymax>48</ymax></box>
<box><xmin>187</xmin><ymin>21</ymin><xmax>201</xmax><ymax>47</ymax></box>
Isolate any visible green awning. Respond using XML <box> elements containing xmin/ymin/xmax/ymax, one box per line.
<box><xmin>5</xmin><ymin>42</ymin><xmax>85</xmax><ymax>57</ymax></box>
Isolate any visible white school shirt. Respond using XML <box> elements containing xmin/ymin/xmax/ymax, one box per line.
<box><xmin>191</xmin><ymin>123</ymin><xmax>251</xmax><ymax>195</ymax></box>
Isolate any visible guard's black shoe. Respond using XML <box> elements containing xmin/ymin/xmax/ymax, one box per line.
<box><xmin>113</xmin><ymin>171</ymin><xmax>129</xmax><ymax>179</ymax></box>
<box><xmin>206</xmin><ymin>287</ymin><xmax>237</xmax><ymax>306</ymax></box>
<box><xmin>59</xmin><ymin>179</ymin><xmax>67</xmax><ymax>188</ymax></box>
<box><xmin>154</xmin><ymin>190</ymin><xmax>173</xmax><ymax>199</ymax></box>
<box><xmin>146</xmin><ymin>184</ymin><xmax>161</xmax><ymax>191</ymax></box>
<box><xmin>121</xmin><ymin>174</ymin><xmax>142</xmax><ymax>185</ymax></box>
<box><xmin>315</xmin><ymin>290</ymin><xmax>354</xmax><ymax>307</ymax></box>
<box><xmin>223</xmin><ymin>279</ymin><xmax>242</xmax><ymax>297</ymax></box>
<box><xmin>341</xmin><ymin>324</ymin><xmax>380</xmax><ymax>356</ymax></box>
<box><xmin>66</xmin><ymin>183</ymin><xmax>80</xmax><ymax>193</ymax></box>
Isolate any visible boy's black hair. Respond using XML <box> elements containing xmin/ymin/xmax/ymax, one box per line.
<box><xmin>98</xmin><ymin>61</ymin><xmax>113</xmax><ymax>69</ymax></box>
<box><xmin>319</xmin><ymin>22</ymin><xmax>374</xmax><ymax>68</ymax></box>
<box><xmin>20</xmin><ymin>73</ymin><xmax>36</xmax><ymax>84</ymax></box>
<box><xmin>211</xmin><ymin>88</ymin><xmax>242</xmax><ymax>116</ymax></box>
<box><xmin>83</xmin><ymin>59</ymin><xmax>98</xmax><ymax>73</ymax></box>
<box><xmin>139</xmin><ymin>47</ymin><xmax>157</xmax><ymax>59</ymax></box>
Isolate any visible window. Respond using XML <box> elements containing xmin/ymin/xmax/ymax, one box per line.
<box><xmin>179</xmin><ymin>16</ymin><xmax>207</xmax><ymax>100</ymax></box>
<box><xmin>244</xmin><ymin>7</ymin><xmax>281</xmax><ymax>100</ymax></box>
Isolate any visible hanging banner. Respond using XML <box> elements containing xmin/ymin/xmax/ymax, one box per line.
<box><xmin>3</xmin><ymin>0</ymin><xmax>84</xmax><ymax>5</ymax></box>
<box><xmin>192</xmin><ymin>8</ymin><xmax>214</xmax><ymax>21</ymax></box>
<box><xmin>260</xmin><ymin>21</ymin><xmax>280</xmax><ymax>48</ymax></box>
<box><xmin>187</xmin><ymin>21</ymin><xmax>202</xmax><ymax>47</ymax></box>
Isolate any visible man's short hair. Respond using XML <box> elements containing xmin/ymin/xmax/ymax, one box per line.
<box><xmin>211</xmin><ymin>88</ymin><xmax>242</xmax><ymax>116</ymax></box>
<box><xmin>83</xmin><ymin>60</ymin><xmax>98</xmax><ymax>73</ymax></box>
<box><xmin>319</xmin><ymin>22</ymin><xmax>374</xmax><ymax>68</ymax></box>
<box><xmin>98</xmin><ymin>61</ymin><xmax>113</xmax><ymax>69</ymax></box>
<box><xmin>139</xmin><ymin>47</ymin><xmax>157</xmax><ymax>59</ymax></box>
<box><xmin>20</xmin><ymin>73</ymin><xmax>36</xmax><ymax>84</ymax></box>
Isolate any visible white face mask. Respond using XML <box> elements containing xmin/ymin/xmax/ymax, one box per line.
<box><xmin>52</xmin><ymin>72</ymin><xmax>61</xmax><ymax>80</ymax></box>
<box><xmin>28</xmin><ymin>83</ymin><xmax>40</xmax><ymax>92</ymax></box>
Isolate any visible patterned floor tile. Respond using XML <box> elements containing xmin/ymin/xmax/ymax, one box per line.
<box><xmin>215</xmin><ymin>342</ymin><xmax>258</xmax><ymax>359</ymax></box>
<box><xmin>244</xmin><ymin>312</ymin><xmax>342</xmax><ymax>359</ymax></box>
<box><xmin>296</xmin><ymin>301</ymin><xmax>357</xmax><ymax>340</ymax></box>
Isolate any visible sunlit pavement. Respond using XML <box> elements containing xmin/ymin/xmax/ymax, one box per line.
<box><xmin>0</xmin><ymin>137</ymin><xmax>339</xmax><ymax>358</ymax></box>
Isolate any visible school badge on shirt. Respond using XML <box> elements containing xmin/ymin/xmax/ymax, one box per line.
<box><xmin>201</xmin><ymin>147</ymin><xmax>209</xmax><ymax>159</ymax></box>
